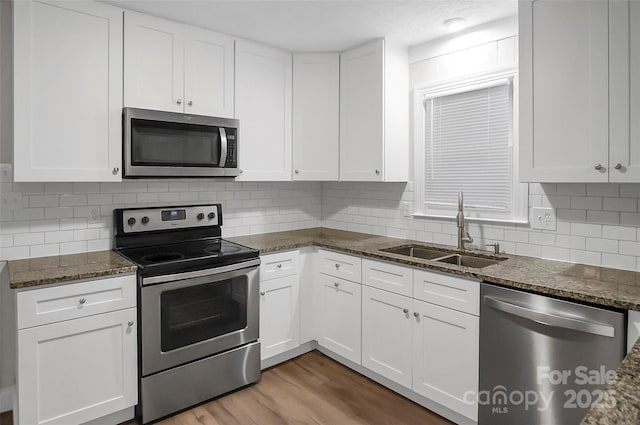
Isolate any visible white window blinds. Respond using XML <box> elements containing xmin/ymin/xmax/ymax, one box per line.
<box><xmin>422</xmin><ymin>80</ymin><xmax>517</xmax><ymax>220</ymax></box>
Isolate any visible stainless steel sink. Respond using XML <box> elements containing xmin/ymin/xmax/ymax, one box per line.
<box><xmin>380</xmin><ymin>244</ymin><xmax>507</xmax><ymax>269</ymax></box>
<box><xmin>381</xmin><ymin>244</ymin><xmax>453</xmax><ymax>260</ymax></box>
<box><xmin>435</xmin><ymin>254</ymin><xmax>503</xmax><ymax>268</ymax></box>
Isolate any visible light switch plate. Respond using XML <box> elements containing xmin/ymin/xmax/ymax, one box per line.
<box><xmin>531</xmin><ymin>207</ymin><xmax>556</xmax><ymax>230</ymax></box>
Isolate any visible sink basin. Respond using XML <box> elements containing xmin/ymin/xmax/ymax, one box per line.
<box><xmin>381</xmin><ymin>244</ymin><xmax>453</xmax><ymax>260</ymax></box>
<box><xmin>380</xmin><ymin>244</ymin><xmax>507</xmax><ymax>269</ymax></box>
<box><xmin>436</xmin><ymin>254</ymin><xmax>503</xmax><ymax>268</ymax></box>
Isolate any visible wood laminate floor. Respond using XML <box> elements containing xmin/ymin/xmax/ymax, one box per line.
<box><xmin>134</xmin><ymin>351</ymin><xmax>453</xmax><ymax>425</ymax></box>
<box><xmin>0</xmin><ymin>351</ymin><xmax>454</xmax><ymax>425</ymax></box>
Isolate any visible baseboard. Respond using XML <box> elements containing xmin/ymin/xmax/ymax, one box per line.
<box><xmin>0</xmin><ymin>386</ymin><xmax>14</xmax><ymax>413</ymax></box>
<box><xmin>316</xmin><ymin>346</ymin><xmax>477</xmax><ymax>425</ymax></box>
<box><xmin>261</xmin><ymin>341</ymin><xmax>317</xmax><ymax>369</ymax></box>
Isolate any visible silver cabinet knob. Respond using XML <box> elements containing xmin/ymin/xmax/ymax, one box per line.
<box><xmin>277</xmin><ymin>264</ymin><xmax>282</xmax><ymax>269</ymax></box>
<box><xmin>413</xmin><ymin>312</ymin><xmax>419</xmax><ymax>318</ymax></box>
<box><xmin>260</xmin><ymin>291</ymin><xmax>265</xmax><ymax>296</ymax></box>
<box><xmin>128</xmin><ymin>321</ymin><xmax>134</xmax><ymax>327</ymax></box>
<box><xmin>176</xmin><ymin>99</ymin><xmax>182</xmax><ymax>105</ymax></box>
<box><xmin>614</xmin><ymin>163</ymin><xmax>622</xmax><ymax>170</ymax></box>
<box><xmin>594</xmin><ymin>164</ymin><xmax>604</xmax><ymax>171</ymax></box>
<box><xmin>112</xmin><ymin>167</ymin><xmax>119</xmax><ymax>175</ymax></box>
<box><xmin>188</xmin><ymin>100</ymin><xmax>193</xmax><ymax>106</ymax></box>
<box><xmin>335</xmin><ymin>263</ymin><xmax>340</xmax><ymax>269</ymax></box>
<box><xmin>375</xmin><ymin>169</ymin><xmax>380</xmax><ymax>175</ymax></box>
<box><xmin>334</xmin><ymin>282</ymin><xmax>339</xmax><ymax>287</ymax></box>
<box><xmin>294</xmin><ymin>170</ymin><xmax>299</xmax><ymax>174</ymax></box>
<box><xmin>403</xmin><ymin>308</ymin><xmax>409</xmax><ymax>314</ymax></box>
<box><xmin>79</xmin><ymin>298</ymin><xmax>86</xmax><ymax>305</ymax></box>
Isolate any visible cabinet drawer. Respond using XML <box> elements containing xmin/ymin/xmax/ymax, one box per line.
<box><xmin>362</xmin><ymin>258</ymin><xmax>413</xmax><ymax>297</ymax></box>
<box><xmin>317</xmin><ymin>249</ymin><xmax>361</xmax><ymax>283</ymax></box>
<box><xmin>260</xmin><ymin>250</ymin><xmax>300</xmax><ymax>280</ymax></box>
<box><xmin>17</xmin><ymin>274</ymin><xmax>137</xmax><ymax>329</ymax></box>
<box><xmin>413</xmin><ymin>269</ymin><xmax>479</xmax><ymax>316</ymax></box>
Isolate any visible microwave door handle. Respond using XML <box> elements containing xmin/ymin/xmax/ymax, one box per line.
<box><xmin>218</xmin><ymin>127</ymin><xmax>228</xmax><ymax>167</ymax></box>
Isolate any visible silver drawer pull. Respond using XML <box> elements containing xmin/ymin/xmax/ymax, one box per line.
<box><xmin>413</xmin><ymin>312</ymin><xmax>419</xmax><ymax>318</ymax></box>
<box><xmin>260</xmin><ymin>291</ymin><xmax>266</xmax><ymax>296</ymax></box>
<box><xmin>128</xmin><ymin>321</ymin><xmax>134</xmax><ymax>327</ymax></box>
<box><xmin>403</xmin><ymin>308</ymin><xmax>409</xmax><ymax>314</ymax></box>
<box><xmin>277</xmin><ymin>264</ymin><xmax>282</xmax><ymax>269</ymax></box>
<box><xmin>334</xmin><ymin>282</ymin><xmax>339</xmax><ymax>288</ymax></box>
<box><xmin>79</xmin><ymin>298</ymin><xmax>86</xmax><ymax>305</ymax></box>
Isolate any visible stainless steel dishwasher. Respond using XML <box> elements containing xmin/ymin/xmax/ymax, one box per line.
<box><xmin>479</xmin><ymin>283</ymin><xmax>625</xmax><ymax>425</ymax></box>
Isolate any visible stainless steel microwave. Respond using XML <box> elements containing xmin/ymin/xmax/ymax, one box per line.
<box><xmin>123</xmin><ymin>107</ymin><xmax>239</xmax><ymax>178</ymax></box>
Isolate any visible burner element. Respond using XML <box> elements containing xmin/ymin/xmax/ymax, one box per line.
<box><xmin>141</xmin><ymin>252</ymin><xmax>185</xmax><ymax>263</ymax></box>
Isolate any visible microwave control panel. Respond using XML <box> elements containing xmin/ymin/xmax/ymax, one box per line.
<box><xmin>225</xmin><ymin>129</ymin><xmax>237</xmax><ymax>168</ymax></box>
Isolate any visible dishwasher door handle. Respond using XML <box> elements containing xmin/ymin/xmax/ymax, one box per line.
<box><xmin>484</xmin><ymin>296</ymin><xmax>615</xmax><ymax>338</ymax></box>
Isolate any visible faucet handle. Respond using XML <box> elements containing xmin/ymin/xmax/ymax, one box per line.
<box><xmin>485</xmin><ymin>243</ymin><xmax>500</xmax><ymax>254</ymax></box>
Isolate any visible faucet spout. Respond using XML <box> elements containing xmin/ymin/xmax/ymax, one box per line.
<box><xmin>457</xmin><ymin>191</ymin><xmax>473</xmax><ymax>250</ymax></box>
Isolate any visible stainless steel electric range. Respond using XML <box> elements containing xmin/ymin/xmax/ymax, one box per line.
<box><xmin>114</xmin><ymin>204</ymin><xmax>261</xmax><ymax>423</ymax></box>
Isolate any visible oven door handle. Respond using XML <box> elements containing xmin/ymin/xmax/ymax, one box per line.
<box><xmin>142</xmin><ymin>258</ymin><xmax>260</xmax><ymax>286</ymax></box>
<box><xmin>218</xmin><ymin>127</ymin><xmax>228</xmax><ymax>167</ymax></box>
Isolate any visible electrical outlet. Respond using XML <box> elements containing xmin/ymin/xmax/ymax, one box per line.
<box><xmin>402</xmin><ymin>202</ymin><xmax>412</xmax><ymax>217</ymax></box>
<box><xmin>89</xmin><ymin>207</ymin><xmax>101</xmax><ymax>224</ymax></box>
<box><xmin>1</xmin><ymin>192</ymin><xmax>23</xmax><ymax>211</ymax></box>
<box><xmin>0</xmin><ymin>164</ymin><xmax>12</xmax><ymax>182</ymax></box>
<box><xmin>531</xmin><ymin>207</ymin><xmax>556</xmax><ymax>230</ymax></box>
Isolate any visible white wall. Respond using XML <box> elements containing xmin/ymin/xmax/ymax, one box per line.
<box><xmin>323</xmin><ymin>24</ymin><xmax>640</xmax><ymax>272</ymax></box>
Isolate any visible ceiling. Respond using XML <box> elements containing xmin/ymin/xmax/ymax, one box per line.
<box><xmin>102</xmin><ymin>0</ymin><xmax>517</xmax><ymax>51</ymax></box>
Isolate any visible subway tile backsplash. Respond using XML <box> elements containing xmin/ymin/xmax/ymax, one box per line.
<box><xmin>4</xmin><ymin>174</ymin><xmax>640</xmax><ymax>273</ymax></box>
<box><xmin>0</xmin><ymin>174</ymin><xmax>321</xmax><ymax>260</ymax></box>
<box><xmin>322</xmin><ymin>182</ymin><xmax>640</xmax><ymax>272</ymax></box>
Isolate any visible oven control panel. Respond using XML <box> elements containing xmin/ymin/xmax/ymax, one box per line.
<box><xmin>121</xmin><ymin>204</ymin><xmax>221</xmax><ymax>233</ymax></box>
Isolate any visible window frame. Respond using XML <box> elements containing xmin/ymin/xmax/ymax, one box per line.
<box><xmin>412</xmin><ymin>66</ymin><xmax>528</xmax><ymax>224</ymax></box>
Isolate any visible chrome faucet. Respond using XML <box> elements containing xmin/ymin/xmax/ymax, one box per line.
<box><xmin>457</xmin><ymin>192</ymin><xmax>473</xmax><ymax>250</ymax></box>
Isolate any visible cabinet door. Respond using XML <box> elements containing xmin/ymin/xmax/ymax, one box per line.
<box><xmin>184</xmin><ymin>28</ymin><xmax>234</xmax><ymax>118</ymax></box>
<box><xmin>340</xmin><ymin>40</ymin><xmax>384</xmax><ymax>182</ymax></box>
<box><xmin>13</xmin><ymin>0</ymin><xmax>123</xmax><ymax>182</ymax></box>
<box><xmin>259</xmin><ymin>275</ymin><xmax>300</xmax><ymax>360</ymax></box>
<box><xmin>362</xmin><ymin>286</ymin><xmax>412</xmax><ymax>388</ymax></box>
<box><xmin>610</xmin><ymin>0</ymin><xmax>640</xmax><ymax>182</ymax></box>
<box><xmin>17</xmin><ymin>308</ymin><xmax>137</xmax><ymax>425</ymax></box>
<box><xmin>235</xmin><ymin>40</ymin><xmax>292</xmax><ymax>181</ymax></box>
<box><xmin>292</xmin><ymin>53</ymin><xmax>339</xmax><ymax>180</ymax></box>
<box><xmin>519</xmin><ymin>0</ymin><xmax>609</xmax><ymax>182</ymax></box>
<box><xmin>124</xmin><ymin>11</ymin><xmax>184</xmax><ymax>113</ymax></box>
<box><xmin>317</xmin><ymin>274</ymin><xmax>361</xmax><ymax>364</ymax></box>
<box><xmin>412</xmin><ymin>299</ymin><xmax>479</xmax><ymax>421</ymax></box>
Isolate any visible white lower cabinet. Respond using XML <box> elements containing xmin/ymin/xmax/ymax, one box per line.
<box><xmin>361</xmin><ymin>285</ymin><xmax>412</xmax><ymax>388</ymax></box>
<box><xmin>316</xmin><ymin>273</ymin><xmax>361</xmax><ymax>364</ymax></box>
<box><xmin>259</xmin><ymin>274</ymin><xmax>300</xmax><ymax>360</ymax></box>
<box><xmin>16</xmin><ymin>274</ymin><xmax>138</xmax><ymax>425</ymax></box>
<box><xmin>18</xmin><ymin>307</ymin><xmax>137</xmax><ymax>425</ymax></box>
<box><xmin>412</xmin><ymin>299</ymin><xmax>479</xmax><ymax>422</ymax></box>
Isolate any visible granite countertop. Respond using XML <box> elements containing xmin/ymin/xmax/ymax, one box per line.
<box><xmin>229</xmin><ymin>227</ymin><xmax>640</xmax><ymax>311</ymax></box>
<box><xmin>229</xmin><ymin>227</ymin><xmax>640</xmax><ymax>425</ymax></box>
<box><xmin>7</xmin><ymin>250</ymin><xmax>137</xmax><ymax>289</ymax></box>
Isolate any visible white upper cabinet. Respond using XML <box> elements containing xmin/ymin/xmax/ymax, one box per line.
<box><xmin>235</xmin><ymin>40</ymin><xmax>292</xmax><ymax>181</ymax></box>
<box><xmin>339</xmin><ymin>39</ymin><xmax>409</xmax><ymax>182</ymax></box>
<box><xmin>520</xmin><ymin>0</ymin><xmax>640</xmax><ymax>183</ymax></box>
<box><xmin>13</xmin><ymin>0</ymin><xmax>123</xmax><ymax>182</ymax></box>
<box><xmin>610</xmin><ymin>0</ymin><xmax>640</xmax><ymax>182</ymax></box>
<box><xmin>292</xmin><ymin>53</ymin><xmax>339</xmax><ymax>180</ymax></box>
<box><xmin>124</xmin><ymin>12</ymin><xmax>234</xmax><ymax>118</ymax></box>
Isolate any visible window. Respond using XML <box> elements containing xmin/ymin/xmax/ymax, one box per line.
<box><xmin>414</xmin><ymin>70</ymin><xmax>528</xmax><ymax>223</ymax></box>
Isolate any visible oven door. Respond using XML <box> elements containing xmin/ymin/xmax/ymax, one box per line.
<box><xmin>140</xmin><ymin>259</ymin><xmax>259</xmax><ymax>376</ymax></box>
<box><xmin>123</xmin><ymin>107</ymin><xmax>238</xmax><ymax>178</ymax></box>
